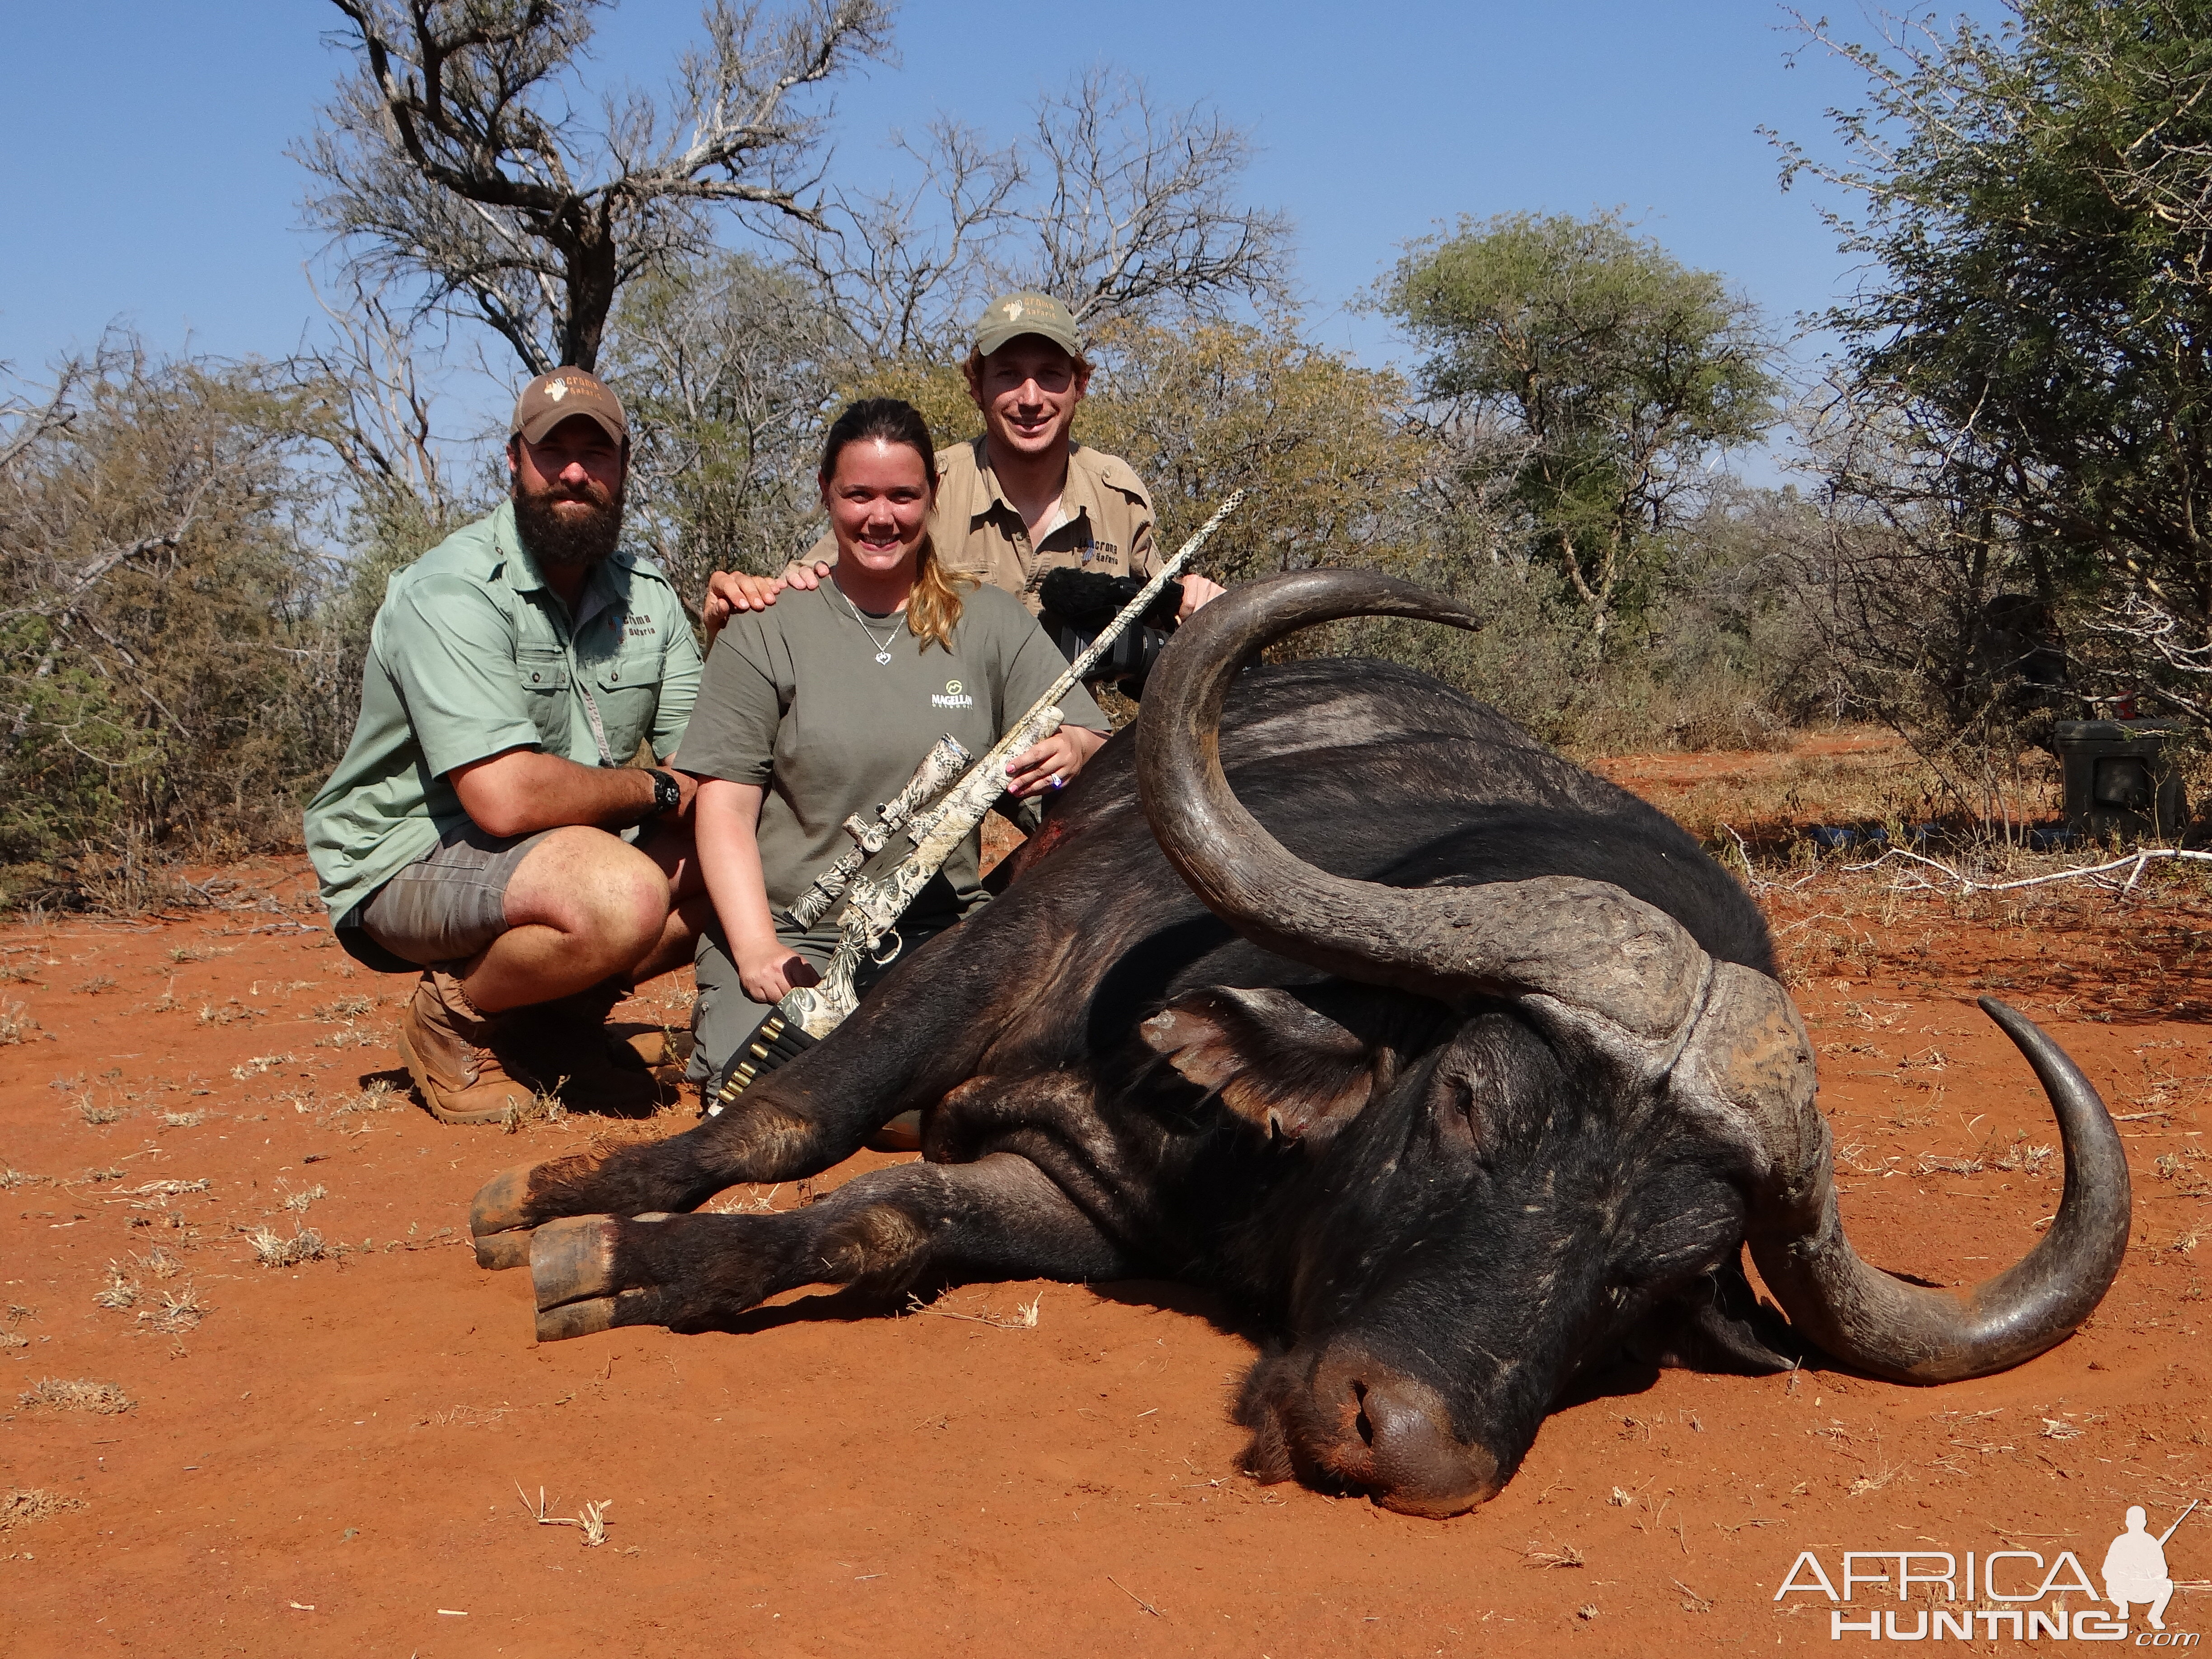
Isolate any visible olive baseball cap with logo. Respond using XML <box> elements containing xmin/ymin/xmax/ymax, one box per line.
<box><xmin>972</xmin><ymin>291</ymin><xmax>1084</xmax><ymax>360</ymax></box>
<box><xmin>510</xmin><ymin>368</ymin><xmax>628</xmax><ymax>445</ymax></box>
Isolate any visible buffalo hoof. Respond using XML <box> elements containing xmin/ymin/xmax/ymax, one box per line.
<box><xmin>469</xmin><ymin>1163</ymin><xmax>540</xmax><ymax>1270</ymax></box>
<box><xmin>537</xmin><ymin>1296</ymin><xmax>620</xmax><ymax>1343</ymax></box>
<box><xmin>531</xmin><ymin>1215</ymin><xmax>630</xmax><ymax>1343</ymax></box>
<box><xmin>474</xmin><ymin>1228</ymin><xmax>534</xmax><ymax>1272</ymax></box>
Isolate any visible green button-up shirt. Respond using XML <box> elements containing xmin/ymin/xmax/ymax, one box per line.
<box><xmin>304</xmin><ymin>501</ymin><xmax>703</xmax><ymax>920</ymax></box>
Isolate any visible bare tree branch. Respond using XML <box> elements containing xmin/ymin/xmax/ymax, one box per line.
<box><xmin>1017</xmin><ymin>69</ymin><xmax>1293</xmax><ymax>327</ymax></box>
<box><xmin>300</xmin><ymin>0</ymin><xmax>893</xmax><ymax>371</ymax></box>
<box><xmin>774</xmin><ymin>67</ymin><xmax>1291</xmax><ymax>364</ymax></box>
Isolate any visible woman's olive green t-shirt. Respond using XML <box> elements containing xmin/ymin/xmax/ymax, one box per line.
<box><xmin>679</xmin><ymin>579</ymin><xmax>1109</xmax><ymax>928</ymax></box>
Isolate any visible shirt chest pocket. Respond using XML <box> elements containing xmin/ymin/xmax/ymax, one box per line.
<box><xmin>587</xmin><ymin>655</ymin><xmax>665</xmax><ymax>762</ymax></box>
<box><xmin>517</xmin><ymin>646</ymin><xmax>572</xmax><ymax>751</ymax></box>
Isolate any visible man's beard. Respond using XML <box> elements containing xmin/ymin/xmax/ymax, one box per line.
<box><xmin>513</xmin><ymin>474</ymin><xmax>624</xmax><ymax>568</ymax></box>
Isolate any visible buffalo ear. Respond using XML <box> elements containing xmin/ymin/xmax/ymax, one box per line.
<box><xmin>1138</xmin><ymin>985</ymin><xmax>1378</xmax><ymax>1143</ymax></box>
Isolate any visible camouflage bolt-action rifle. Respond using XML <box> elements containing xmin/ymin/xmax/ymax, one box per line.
<box><xmin>708</xmin><ymin>489</ymin><xmax>1247</xmax><ymax>1114</ymax></box>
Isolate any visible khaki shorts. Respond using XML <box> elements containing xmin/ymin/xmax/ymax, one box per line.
<box><xmin>343</xmin><ymin>821</ymin><xmax>557</xmax><ymax>971</ymax></box>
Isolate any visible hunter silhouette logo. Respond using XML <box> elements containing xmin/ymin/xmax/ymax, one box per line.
<box><xmin>2106</xmin><ymin>1501</ymin><xmax>2196</xmax><ymax>1631</ymax></box>
<box><xmin>544</xmin><ymin>379</ymin><xmax>568</xmax><ymax>402</ymax></box>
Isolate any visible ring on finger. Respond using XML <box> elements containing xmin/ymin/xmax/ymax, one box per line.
<box><xmin>1050</xmin><ymin>772</ymin><xmax>1064</xmax><ymax>788</ymax></box>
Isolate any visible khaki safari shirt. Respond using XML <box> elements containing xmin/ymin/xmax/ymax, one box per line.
<box><xmin>803</xmin><ymin>437</ymin><xmax>1158</xmax><ymax>614</ymax></box>
<box><xmin>304</xmin><ymin>500</ymin><xmax>703</xmax><ymax>921</ymax></box>
<box><xmin>678</xmin><ymin>581</ymin><xmax>1107</xmax><ymax>930</ymax></box>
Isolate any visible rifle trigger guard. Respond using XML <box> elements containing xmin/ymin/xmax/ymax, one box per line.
<box><xmin>870</xmin><ymin>928</ymin><xmax>904</xmax><ymax>968</ymax></box>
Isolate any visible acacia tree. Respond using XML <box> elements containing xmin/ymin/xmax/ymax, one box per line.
<box><xmin>300</xmin><ymin>0</ymin><xmax>891</xmax><ymax>374</ymax></box>
<box><xmin>1377</xmin><ymin>211</ymin><xmax>1777</xmax><ymax>645</ymax></box>
<box><xmin>1783</xmin><ymin>0</ymin><xmax>2212</xmax><ymax>723</ymax></box>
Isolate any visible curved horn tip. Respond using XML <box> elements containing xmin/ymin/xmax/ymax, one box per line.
<box><xmin>1754</xmin><ymin>989</ymin><xmax>2131</xmax><ymax>1385</ymax></box>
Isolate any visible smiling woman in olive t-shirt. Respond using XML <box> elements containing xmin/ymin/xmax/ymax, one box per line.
<box><xmin>678</xmin><ymin>398</ymin><xmax>1111</xmax><ymax>1109</ymax></box>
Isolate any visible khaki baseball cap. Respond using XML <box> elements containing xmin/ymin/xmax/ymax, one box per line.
<box><xmin>511</xmin><ymin>368</ymin><xmax>627</xmax><ymax>445</ymax></box>
<box><xmin>973</xmin><ymin>291</ymin><xmax>1084</xmax><ymax>360</ymax></box>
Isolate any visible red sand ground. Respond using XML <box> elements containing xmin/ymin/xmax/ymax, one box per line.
<box><xmin>3</xmin><ymin>758</ymin><xmax>2208</xmax><ymax>1656</ymax></box>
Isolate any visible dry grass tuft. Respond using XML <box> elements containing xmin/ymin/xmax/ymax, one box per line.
<box><xmin>0</xmin><ymin>1167</ymin><xmax>43</xmax><ymax>1190</ymax></box>
<box><xmin>0</xmin><ymin>998</ymin><xmax>37</xmax><ymax>1044</ymax></box>
<box><xmin>247</xmin><ymin>1225</ymin><xmax>327</xmax><ymax>1269</ymax></box>
<box><xmin>293</xmin><ymin>1080</ymin><xmax>403</xmax><ymax>1131</ymax></box>
<box><xmin>93</xmin><ymin>1263</ymin><xmax>140</xmax><ymax>1312</ymax></box>
<box><xmin>73</xmin><ymin>975</ymin><xmax>116</xmax><ymax>996</ymax></box>
<box><xmin>278</xmin><ymin>1181</ymin><xmax>327</xmax><ymax>1214</ymax></box>
<box><xmin>138</xmin><ymin>1283</ymin><xmax>205</xmax><ymax>1335</ymax></box>
<box><xmin>313</xmin><ymin>995</ymin><xmax>375</xmax><ymax>1023</ymax></box>
<box><xmin>706</xmin><ymin>1184</ymin><xmax>785</xmax><ymax>1214</ymax></box>
<box><xmin>75</xmin><ymin>1094</ymin><xmax>125</xmax><ymax>1127</ymax></box>
<box><xmin>501</xmin><ymin>1081</ymin><xmax>569</xmax><ymax>1134</ymax></box>
<box><xmin>18</xmin><ymin>1377</ymin><xmax>134</xmax><ymax>1414</ymax></box>
<box><xmin>0</xmin><ymin>1488</ymin><xmax>87</xmax><ymax>1532</ymax></box>
<box><xmin>516</xmin><ymin>1482</ymin><xmax>611</xmax><ymax>1547</ymax></box>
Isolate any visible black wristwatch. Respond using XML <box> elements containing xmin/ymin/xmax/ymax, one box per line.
<box><xmin>643</xmin><ymin>768</ymin><xmax>682</xmax><ymax>820</ymax></box>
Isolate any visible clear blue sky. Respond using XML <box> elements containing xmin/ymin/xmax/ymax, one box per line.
<box><xmin>0</xmin><ymin>2</ymin><xmax>1973</xmax><ymax>414</ymax></box>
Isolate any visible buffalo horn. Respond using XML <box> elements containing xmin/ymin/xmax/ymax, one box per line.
<box><xmin>1740</xmin><ymin>995</ymin><xmax>2130</xmax><ymax>1382</ymax></box>
<box><xmin>1136</xmin><ymin>569</ymin><xmax>1714</xmax><ymax>1051</ymax></box>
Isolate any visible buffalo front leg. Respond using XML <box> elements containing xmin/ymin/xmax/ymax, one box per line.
<box><xmin>529</xmin><ymin>1153</ymin><xmax>1140</xmax><ymax>1342</ymax></box>
<box><xmin>469</xmin><ymin>1089</ymin><xmax>833</xmax><ymax>1269</ymax></box>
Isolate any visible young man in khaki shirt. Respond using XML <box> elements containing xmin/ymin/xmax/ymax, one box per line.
<box><xmin>704</xmin><ymin>291</ymin><xmax>1223</xmax><ymax>632</ymax></box>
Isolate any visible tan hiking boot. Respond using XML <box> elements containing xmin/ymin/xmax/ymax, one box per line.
<box><xmin>396</xmin><ymin>971</ymin><xmax>539</xmax><ymax>1126</ymax></box>
<box><xmin>505</xmin><ymin>984</ymin><xmax>671</xmax><ymax>1116</ymax></box>
<box><xmin>622</xmin><ymin>1026</ymin><xmax>693</xmax><ymax>1089</ymax></box>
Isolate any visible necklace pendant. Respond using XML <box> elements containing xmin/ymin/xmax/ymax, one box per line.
<box><xmin>874</xmin><ymin>650</ymin><xmax>893</xmax><ymax>665</ymax></box>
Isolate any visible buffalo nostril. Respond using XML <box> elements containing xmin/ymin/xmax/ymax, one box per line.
<box><xmin>1354</xmin><ymin>1378</ymin><xmax>1503</xmax><ymax>1518</ymax></box>
<box><xmin>1351</xmin><ymin>1379</ymin><xmax>1375</xmax><ymax>1446</ymax></box>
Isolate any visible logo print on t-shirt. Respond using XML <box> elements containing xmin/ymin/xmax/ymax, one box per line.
<box><xmin>932</xmin><ymin>678</ymin><xmax>975</xmax><ymax>710</ymax></box>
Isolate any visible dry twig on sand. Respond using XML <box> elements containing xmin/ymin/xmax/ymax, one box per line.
<box><xmin>1519</xmin><ymin>1539</ymin><xmax>1587</xmax><ymax>1569</ymax></box>
<box><xmin>1107</xmin><ymin>1575</ymin><xmax>1165</xmax><ymax>1617</ymax></box>
<box><xmin>902</xmin><ymin>1289</ymin><xmax>1042</xmax><ymax>1329</ymax></box>
<box><xmin>515</xmin><ymin>1482</ymin><xmax>610</xmax><ymax>1547</ymax></box>
<box><xmin>1847</xmin><ymin>845</ymin><xmax>2212</xmax><ymax>899</ymax></box>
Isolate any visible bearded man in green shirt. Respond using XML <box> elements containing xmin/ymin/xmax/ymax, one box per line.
<box><xmin>304</xmin><ymin>370</ymin><xmax>708</xmax><ymax>1124</ymax></box>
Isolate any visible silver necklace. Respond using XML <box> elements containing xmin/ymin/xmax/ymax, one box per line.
<box><xmin>834</xmin><ymin>583</ymin><xmax>902</xmax><ymax>665</ymax></box>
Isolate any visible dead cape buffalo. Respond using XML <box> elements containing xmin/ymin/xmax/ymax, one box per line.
<box><xmin>468</xmin><ymin>569</ymin><xmax>2130</xmax><ymax>1518</ymax></box>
